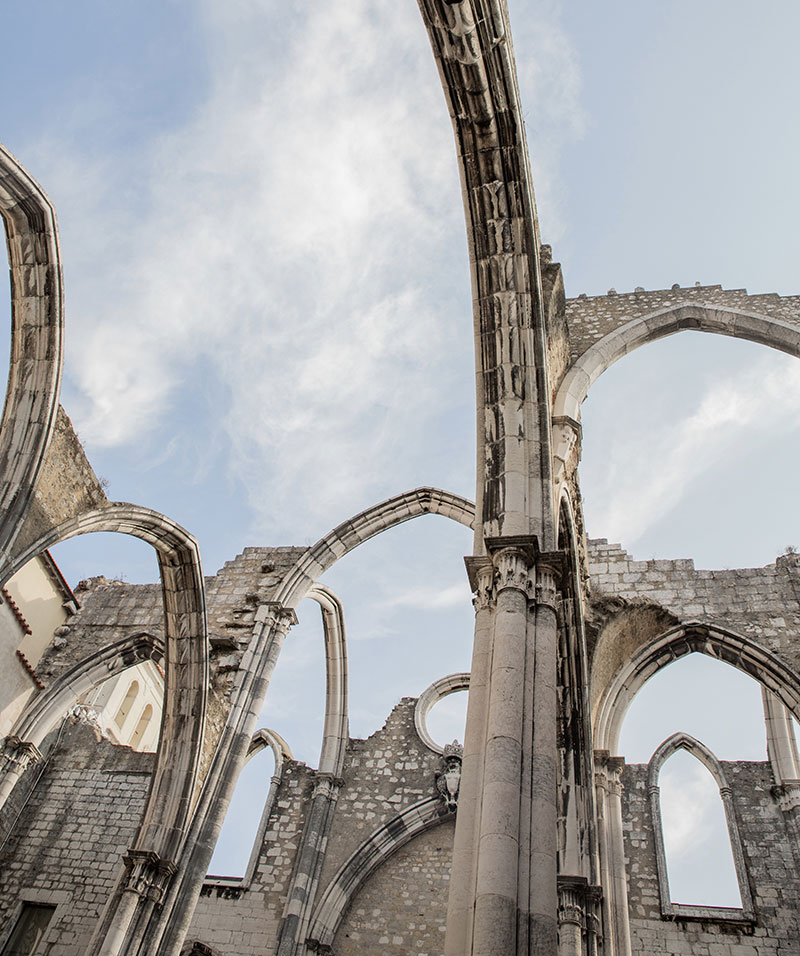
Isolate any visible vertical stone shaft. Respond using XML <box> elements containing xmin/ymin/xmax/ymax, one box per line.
<box><xmin>528</xmin><ymin>567</ymin><xmax>559</xmax><ymax>953</ymax></box>
<box><xmin>472</xmin><ymin>563</ymin><xmax>528</xmax><ymax>954</ymax></box>
<box><xmin>446</xmin><ymin>563</ymin><xmax>495</xmax><ymax>956</ymax></box>
<box><xmin>594</xmin><ymin>754</ymin><xmax>631</xmax><ymax>956</ymax></box>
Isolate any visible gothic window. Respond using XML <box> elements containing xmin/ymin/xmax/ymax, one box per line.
<box><xmin>0</xmin><ymin>902</ymin><xmax>55</xmax><ymax>955</ymax></box>
<box><xmin>130</xmin><ymin>704</ymin><xmax>154</xmax><ymax>750</ymax></box>
<box><xmin>114</xmin><ymin>680</ymin><xmax>140</xmax><ymax>729</ymax></box>
<box><xmin>648</xmin><ymin>733</ymin><xmax>754</xmax><ymax>921</ymax></box>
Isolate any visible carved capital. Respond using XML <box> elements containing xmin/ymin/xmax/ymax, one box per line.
<box><xmin>312</xmin><ymin>772</ymin><xmax>344</xmax><ymax>801</ymax></box>
<box><xmin>465</xmin><ymin>556</ymin><xmax>496</xmax><ymax>610</ymax></box>
<box><xmin>493</xmin><ymin>547</ymin><xmax>534</xmax><ymax>597</ymax></box>
<box><xmin>123</xmin><ymin>850</ymin><xmax>177</xmax><ymax>904</ymax></box>
<box><xmin>1</xmin><ymin>735</ymin><xmax>43</xmax><ymax>773</ymax></box>
<box><xmin>772</xmin><ymin>781</ymin><xmax>800</xmax><ymax>812</ymax></box>
<box><xmin>557</xmin><ymin>876</ymin><xmax>602</xmax><ymax>933</ymax></box>
<box><xmin>255</xmin><ymin>603</ymin><xmax>298</xmax><ymax>634</ymax></box>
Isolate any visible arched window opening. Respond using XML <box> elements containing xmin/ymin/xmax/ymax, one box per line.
<box><xmin>425</xmin><ymin>688</ymin><xmax>468</xmax><ymax>750</ymax></box>
<box><xmin>619</xmin><ymin>652</ymin><xmax>764</xmax><ymax>764</ymax></box>
<box><xmin>318</xmin><ymin>515</ymin><xmax>474</xmax><ymax>740</ymax></box>
<box><xmin>648</xmin><ymin>734</ymin><xmax>754</xmax><ymax>920</ymax></box>
<box><xmin>207</xmin><ymin>741</ymin><xmax>278</xmax><ymax>880</ymax></box>
<box><xmin>580</xmin><ymin>331</ymin><xmax>800</xmax><ymax>569</ymax></box>
<box><xmin>114</xmin><ymin>680</ymin><xmax>139</xmax><ymax>730</ymax></box>
<box><xmin>130</xmin><ymin>704</ymin><xmax>154</xmax><ymax>751</ymax></box>
<box><xmin>658</xmin><ymin>748</ymin><xmax>741</xmax><ymax>908</ymax></box>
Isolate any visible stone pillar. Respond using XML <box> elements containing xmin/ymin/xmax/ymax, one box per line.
<box><xmin>96</xmin><ymin>851</ymin><xmax>177</xmax><ymax>956</ymax></box>
<box><xmin>129</xmin><ymin>604</ymin><xmax>297</xmax><ymax>956</ymax></box>
<box><xmin>594</xmin><ymin>752</ymin><xmax>631</xmax><ymax>956</ymax></box>
<box><xmin>447</xmin><ymin>543</ymin><xmax>560</xmax><ymax>956</ymax></box>
<box><xmin>0</xmin><ymin>735</ymin><xmax>42</xmax><ymax>806</ymax></box>
<box><xmin>275</xmin><ymin>772</ymin><xmax>343</xmax><ymax>956</ymax></box>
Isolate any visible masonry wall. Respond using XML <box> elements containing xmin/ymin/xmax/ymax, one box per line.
<box><xmin>334</xmin><ymin>817</ymin><xmax>455</xmax><ymax>956</ymax></box>
<box><xmin>622</xmin><ymin>760</ymin><xmax>800</xmax><ymax>955</ymax></box>
<box><xmin>0</xmin><ymin>720</ymin><xmax>153</xmax><ymax>956</ymax></box>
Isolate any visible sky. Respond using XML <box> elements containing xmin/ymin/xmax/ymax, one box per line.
<box><xmin>3</xmin><ymin>0</ymin><xmax>800</xmax><ymax>890</ymax></box>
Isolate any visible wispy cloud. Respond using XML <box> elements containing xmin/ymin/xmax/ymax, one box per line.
<box><xmin>20</xmin><ymin>0</ymin><xmax>584</xmax><ymax>542</ymax></box>
<box><xmin>584</xmin><ymin>350</ymin><xmax>800</xmax><ymax>550</ymax></box>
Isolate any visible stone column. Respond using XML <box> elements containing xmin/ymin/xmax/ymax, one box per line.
<box><xmin>0</xmin><ymin>735</ymin><xmax>42</xmax><ymax>807</ymax></box>
<box><xmin>275</xmin><ymin>772</ymin><xmax>343</xmax><ymax>956</ymax></box>
<box><xmin>448</xmin><ymin>543</ymin><xmax>560</xmax><ymax>956</ymax></box>
<box><xmin>594</xmin><ymin>752</ymin><xmax>631</xmax><ymax>956</ymax></box>
<box><xmin>445</xmin><ymin>559</ymin><xmax>495</xmax><ymax>956</ymax></box>
<box><xmin>556</xmin><ymin>877</ymin><xmax>601</xmax><ymax>956</ymax></box>
<box><xmin>97</xmin><ymin>851</ymin><xmax>177</xmax><ymax>956</ymax></box>
<box><xmin>145</xmin><ymin>604</ymin><xmax>297</xmax><ymax>956</ymax></box>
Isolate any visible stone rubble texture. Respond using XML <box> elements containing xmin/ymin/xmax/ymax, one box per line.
<box><xmin>1</xmin><ymin>1</ymin><xmax>800</xmax><ymax>955</ymax></box>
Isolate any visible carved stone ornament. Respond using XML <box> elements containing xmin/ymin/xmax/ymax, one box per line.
<box><xmin>772</xmin><ymin>782</ymin><xmax>800</xmax><ymax>812</ymax></box>
<box><xmin>557</xmin><ymin>876</ymin><xmax>602</xmax><ymax>932</ymax></box>
<box><xmin>0</xmin><ymin>735</ymin><xmax>43</xmax><ymax>772</ymax></box>
<box><xmin>123</xmin><ymin>849</ymin><xmax>178</xmax><ymax>904</ymax></box>
<box><xmin>435</xmin><ymin>740</ymin><xmax>463</xmax><ymax>812</ymax></box>
<box><xmin>493</xmin><ymin>547</ymin><xmax>535</xmax><ymax>598</ymax></box>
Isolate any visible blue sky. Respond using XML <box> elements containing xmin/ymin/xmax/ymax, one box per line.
<box><xmin>3</xmin><ymin>0</ymin><xmax>800</xmax><ymax>887</ymax></box>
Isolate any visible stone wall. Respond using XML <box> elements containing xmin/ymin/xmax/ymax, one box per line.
<box><xmin>334</xmin><ymin>817</ymin><xmax>455</xmax><ymax>956</ymax></box>
<box><xmin>0</xmin><ymin>720</ymin><xmax>153</xmax><ymax>955</ymax></box>
<box><xmin>622</xmin><ymin>760</ymin><xmax>800</xmax><ymax>955</ymax></box>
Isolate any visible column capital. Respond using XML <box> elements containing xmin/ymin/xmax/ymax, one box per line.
<box><xmin>255</xmin><ymin>602</ymin><xmax>298</xmax><ymax>632</ymax></box>
<box><xmin>772</xmin><ymin>780</ymin><xmax>800</xmax><ymax>812</ymax></box>
<box><xmin>1</xmin><ymin>735</ymin><xmax>43</xmax><ymax>772</ymax></box>
<box><xmin>311</xmin><ymin>772</ymin><xmax>344</xmax><ymax>800</ymax></box>
<box><xmin>557</xmin><ymin>875</ymin><xmax>603</xmax><ymax>932</ymax></box>
<box><xmin>123</xmin><ymin>849</ymin><xmax>177</xmax><ymax>904</ymax></box>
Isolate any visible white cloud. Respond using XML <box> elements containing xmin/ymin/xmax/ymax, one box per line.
<box><xmin>585</xmin><ymin>350</ymin><xmax>800</xmax><ymax>550</ymax></box>
<box><xmin>19</xmin><ymin>0</ymin><xmax>584</xmax><ymax>542</ymax></box>
<box><xmin>382</xmin><ymin>581</ymin><xmax>472</xmax><ymax>611</ymax></box>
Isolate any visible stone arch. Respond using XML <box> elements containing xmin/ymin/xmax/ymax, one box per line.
<box><xmin>212</xmin><ymin>727</ymin><xmax>292</xmax><ymax>887</ymax></box>
<box><xmin>593</xmin><ymin>621</ymin><xmax>800</xmax><ymax>754</ymax></box>
<box><xmin>415</xmin><ymin>672</ymin><xmax>470</xmax><ymax>754</ymax></box>
<box><xmin>8</xmin><ymin>631</ymin><xmax>164</xmax><ymax>751</ymax></box>
<box><xmin>0</xmin><ymin>502</ymin><xmax>208</xmax><ymax>864</ymax></box>
<box><xmin>274</xmin><ymin>487</ymin><xmax>475</xmax><ymax>609</ymax></box>
<box><xmin>554</xmin><ymin>303</ymin><xmax>800</xmax><ymax>427</ymax></box>
<box><xmin>0</xmin><ymin>146</ymin><xmax>64</xmax><ymax>560</ymax></box>
<box><xmin>648</xmin><ymin>732</ymin><xmax>754</xmax><ymax>920</ymax></box>
<box><xmin>308</xmin><ymin>584</ymin><xmax>348</xmax><ymax>776</ymax></box>
<box><xmin>306</xmin><ymin>796</ymin><xmax>450</xmax><ymax>951</ymax></box>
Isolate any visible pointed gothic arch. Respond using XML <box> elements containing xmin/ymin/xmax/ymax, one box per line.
<box><xmin>648</xmin><ymin>733</ymin><xmax>754</xmax><ymax>921</ymax></box>
<box><xmin>592</xmin><ymin>621</ymin><xmax>800</xmax><ymax>755</ymax></box>
<box><xmin>0</xmin><ymin>146</ymin><xmax>63</xmax><ymax>562</ymax></box>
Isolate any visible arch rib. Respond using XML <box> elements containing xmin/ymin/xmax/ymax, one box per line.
<box><xmin>275</xmin><ymin>487</ymin><xmax>475</xmax><ymax>608</ymax></box>
<box><xmin>555</xmin><ymin>303</ymin><xmax>800</xmax><ymax>425</ymax></box>
<box><xmin>0</xmin><ymin>502</ymin><xmax>208</xmax><ymax>863</ymax></box>
<box><xmin>593</xmin><ymin>621</ymin><xmax>800</xmax><ymax>754</ymax></box>
<box><xmin>306</xmin><ymin>796</ymin><xmax>451</xmax><ymax>950</ymax></box>
<box><xmin>0</xmin><ymin>146</ymin><xmax>64</xmax><ymax>562</ymax></box>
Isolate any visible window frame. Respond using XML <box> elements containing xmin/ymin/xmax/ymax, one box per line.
<box><xmin>648</xmin><ymin>732</ymin><xmax>755</xmax><ymax>922</ymax></box>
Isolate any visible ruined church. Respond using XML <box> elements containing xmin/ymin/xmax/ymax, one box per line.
<box><xmin>1</xmin><ymin>1</ymin><xmax>800</xmax><ymax>954</ymax></box>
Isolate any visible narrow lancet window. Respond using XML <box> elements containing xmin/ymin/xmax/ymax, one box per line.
<box><xmin>649</xmin><ymin>733</ymin><xmax>753</xmax><ymax>920</ymax></box>
<box><xmin>659</xmin><ymin>749</ymin><xmax>741</xmax><ymax>908</ymax></box>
